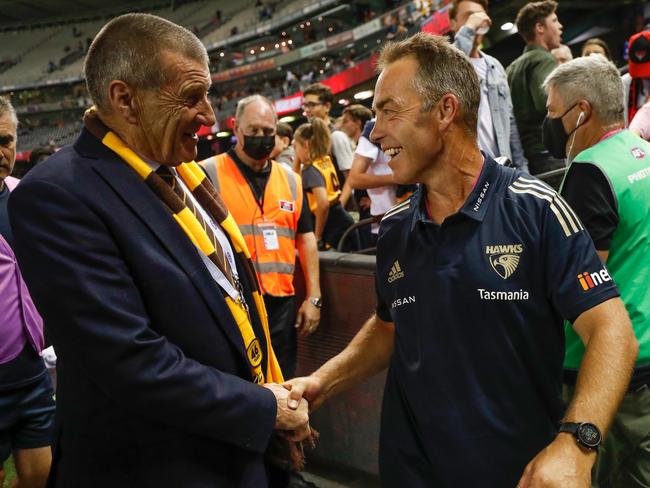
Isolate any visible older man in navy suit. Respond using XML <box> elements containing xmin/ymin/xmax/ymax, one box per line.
<box><xmin>8</xmin><ymin>13</ymin><xmax>309</xmax><ymax>488</ymax></box>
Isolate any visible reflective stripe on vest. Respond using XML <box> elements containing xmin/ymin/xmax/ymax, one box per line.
<box><xmin>200</xmin><ymin>152</ymin><xmax>302</xmax><ymax>296</ymax></box>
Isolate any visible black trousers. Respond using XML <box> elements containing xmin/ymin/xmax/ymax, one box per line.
<box><xmin>263</xmin><ymin>294</ymin><xmax>297</xmax><ymax>379</ymax></box>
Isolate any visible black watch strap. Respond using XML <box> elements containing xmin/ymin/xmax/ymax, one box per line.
<box><xmin>559</xmin><ymin>421</ymin><xmax>601</xmax><ymax>450</ymax></box>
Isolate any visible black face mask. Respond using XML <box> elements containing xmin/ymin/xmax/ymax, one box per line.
<box><xmin>242</xmin><ymin>134</ymin><xmax>275</xmax><ymax>160</ymax></box>
<box><xmin>542</xmin><ymin>103</ymin><xmax>580</xmax><ymax>159</ymax></box>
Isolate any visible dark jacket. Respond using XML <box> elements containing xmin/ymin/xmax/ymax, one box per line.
<box><xmin>8</xmin><ymin>128</ymin><xmax>277</xmax><ymax>488</ymax></box>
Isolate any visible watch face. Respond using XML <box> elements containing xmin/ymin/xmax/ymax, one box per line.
<box><xmin>578</xmin><ymin>423</ymin><xmax>601</xmax><ymax>448</ymax></box>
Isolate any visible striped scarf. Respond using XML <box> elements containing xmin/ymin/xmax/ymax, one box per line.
<box><xmin>83</xmin><ymin>108</ymin><xmax>283</xmax><ymax>385</ymax></box>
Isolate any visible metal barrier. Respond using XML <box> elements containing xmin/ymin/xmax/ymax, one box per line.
<box><xmin>294</xmin><ymin>252</ymin><xmax>382</xmax><ymax>477</ymax></box>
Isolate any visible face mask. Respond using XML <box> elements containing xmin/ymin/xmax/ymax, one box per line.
<box><xmin>242</xmin><ymin>134</ymin><xmax>275</xmax><ymax>160</ymax></box>
<box><xmin>542</xmin><ymin>103</ymin><xmax>583</xmax><ymax>159</ymax></box>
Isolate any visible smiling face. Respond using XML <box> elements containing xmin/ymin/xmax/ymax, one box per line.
<box><xmin>0</xmin><ymin>114</ymin><xmax>17</xmax><ymax>187</ymax></box>
<box><xmin>134</xmin><ymin>50</ymin><xmax>215</xmax><ymax>165</ymax></box>
<box><xmin>370</xmin><ymin>57</ymin><xmax>441</xmax><ymax>185</ymax></box>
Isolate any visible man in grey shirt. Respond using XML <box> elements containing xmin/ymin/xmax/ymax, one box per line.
<box><xmin>450</xmin><ymin>0</ymin><xmax>528</xmax><ymax>172</ymax></box>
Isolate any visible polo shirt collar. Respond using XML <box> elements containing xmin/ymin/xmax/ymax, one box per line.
<box><xmin>410</xmin><ymin>155</ymin><xmax>499</xmax><ymax>230</ymax></box>
<box><xmin>524</xmin><ymin>43</ymin><xmax>548</xmax><ymax>54</ymax></box>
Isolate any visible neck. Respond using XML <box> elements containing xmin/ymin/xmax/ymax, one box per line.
<box><xmin>572</xmin><ymin>122</ymin><xmax>624</xmax><ymax>158</ymax></box>
<box><xmin>423</xmin><ymin>137</ymin><xmax>483</xmax><ymax>223</ymax></box>
<box><xmin>470</xmin><ymin>46</ymin><xmax>480</xmax><ymax>58</ymax></box>
<box><xmin>234</xmin><ymin>145</ymin><xmax>267</xmax><ymax>172</ymax></box>
<box><xmin>98</xmin><ymin>112</ymin><xmax>155</xmax><ymax>162</ymax></box>
<box><xmin>528</xmin><ymin>39</ymin><xmax>549</xmax><ymax>51</ymax></box>
<box><xmin>320</xmin><ymin>115</ymin><xmax>331</xmax><ymax>126</ymax></box>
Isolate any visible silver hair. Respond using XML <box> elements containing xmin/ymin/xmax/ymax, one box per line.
<box><xmin>543</xmin><ymin>55</ymin><xmax>624</xmax><ymax>125</ymax></box>
<box><xmin>235</xmin><ymin>94</ymin><xmax>277</xmax><ymax>122</ymax></box>
<box><xmin>0</xmin><ymin>96</ymin><xmax>18</xmax><ymax>127</ymax></box>
<box><xmin>84</xmin><ymin>13</ymin><xmax>209</xmax><ymax>111</ymax></box>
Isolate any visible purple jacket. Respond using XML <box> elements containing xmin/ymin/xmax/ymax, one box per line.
<box><xmin>0</xmin><ymin>191</ymin><xmax>44</xmax><ymax>364</ymax></box>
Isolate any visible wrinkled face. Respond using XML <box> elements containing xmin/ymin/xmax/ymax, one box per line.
<box><xmin>135</xmin><ymin>50</ymin><xmax>215</xmax><ymax>165</ymax></box>
<box><xmin>582</xmin><ymin>44</ymin><xmax>606</xmax><ymax>58</ymax></box>
<box><xmin>370</xmin><ymin>57</ymin><xmax>441</xmax><ymax>185</ymax></box>
<box><xmin>340</xmin><ymin>113</ymin><xmax>361</xmax><ymax>139</ymax></box>
<box><xmin>0</xmin><ymin>114</ymin><xmax>17</xmax><ymax>186</ymax></box>
<box><xmin>302</xmin><ymin>94</ymin><xmax>329</xmax><ymax>120</ymax></box>
<box><xmin>541</xmin><ymin>12</ymin><xmax>563</xmax><ymax>50</ymax></box>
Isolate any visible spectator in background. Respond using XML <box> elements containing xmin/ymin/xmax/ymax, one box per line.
<box><xmin>630</xmin><ymin>101</ymin><xmax>650</xmax><ymax>140</ymax></box>
<box><xmin>0</xmin><ymin>97</ymin><xmax>54</xmax><ymax>488</ymax></box>
<box><xmin>507</xmin><ymin>0</ymin><xmax>564</xmax><ymax>187</ymax></box>
<box><xmin>551</xmin><ymin>44</ymin><xmax>573</xmax><ymax>64</ymax></box>
<box><xmin>200</xmin><ymin>95</ymin><xmax>320</xmax><ymax>387</ymax></box>
<box><xmin>294</xmin><ymin>119</ymin><xmax>355</xmax><ymax>251</ymax></box>
<box><xmin>347</xmin><ymin>119</ymin><xmax>396</xmax><ymax>247</ymax></box>
<box><xmin>545</xmin><ymin>54</ymin><xmax>650</xmax><ymax>488</ymax></box>
<box><xmin>581</xmin><ymin>37</ymin><xmax>612</xmax><ymax>60</ymax></box>
<box><xmin>271</xmin><ymin>122</ymin><xmax>295</xmax><ymax>169</ymax></box>
<box><xmin>450</xmin><ymin>0</ymin><xmax>529</xmax><ymax>172</ymax></box>
<box><xmin>338</xmin><ymin>104</ymin><xmax>375</xmax><ymax>247</ymax></box>
<box><xmin>623</xmin><ymin>31</ymin><xmax>650</xmax><ymax>126</ymax></box>
<box><xmin>302</xmin><ymin>83</ymin><xmax>354</xmax><ymax>179</ymax></box>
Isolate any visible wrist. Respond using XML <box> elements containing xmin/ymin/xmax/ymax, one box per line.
<box><xmin>555</xmin><ymin>432</ymin><xmax>598</xmax><ymax>459</ymax></box>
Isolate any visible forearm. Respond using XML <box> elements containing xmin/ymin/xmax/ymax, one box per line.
<box><xmin>312</xmin><ymin>314</ymin><xmax>394</xmax><ymax>400</ymax></box>
<box><xmin>314</xmin><ymin>205</ymin><xmax>328</xmax><ymax>241</ymax></box>
<box><xmin>566</xmin><ymin>298</ymin><xmax>638</xmax><ymax>435</ymax></box>
<box><xmin>339</xmin><ymin>179</ymin><xmax>352</xmax><ymax>208</ymax></box>
<box><xmin>296</xmin><ymin>232</ymin><xmax>320</xmax><ymax>298</ymax></box>
<box><xmin>348</xmin><ymin>171</ymin><xmax>394</xmax><ymax>190</ymax></box>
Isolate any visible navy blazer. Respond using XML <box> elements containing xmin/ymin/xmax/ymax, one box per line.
<box><xmin>8</xmin><ymin>129</ymin><xmax>278</xmax><ymax>488</ymax></box>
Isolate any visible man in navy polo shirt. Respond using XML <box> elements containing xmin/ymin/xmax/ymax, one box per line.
<box><xmin>286</xmin><ymin>33</ymin><xmax>638</xmax><ymax>488</ymax></box>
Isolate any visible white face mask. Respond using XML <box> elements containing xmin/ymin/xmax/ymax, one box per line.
<box><xmin>476</xmin><ymin>25</ymin><xmax>490</xmax><ymax>36</ymax></box>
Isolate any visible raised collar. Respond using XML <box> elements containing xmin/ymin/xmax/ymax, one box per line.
<box><xmin>524</xmin><ymin>43</ymin><xmax>549</xmax><ymax>54</ymax></box>
<box><xmin>410</xmin><ymin>155</ymin><xmax>500</xmax><ymax>231</ymax></box>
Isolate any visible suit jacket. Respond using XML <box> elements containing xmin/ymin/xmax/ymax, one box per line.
<box><xmin>8</xmin><ymin>129</ymin><xmax>278</xmax><ymax>488</ymax></box>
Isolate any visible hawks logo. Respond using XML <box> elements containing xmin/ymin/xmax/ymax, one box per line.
<box><xmin>485</xmin><ymin>244</ymin><xmax>523</xmax><ymax>279</ymax></box>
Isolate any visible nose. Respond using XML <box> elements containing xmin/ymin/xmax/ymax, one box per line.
<box><xmin>198</xmin><ymin>98</ymin><xmax>216</xmax><ymax>127</ymax></box>
<box><xmin>370</xmin><ymin>116</ymin><xmax>384</xmax><ymax>144</ymax></box>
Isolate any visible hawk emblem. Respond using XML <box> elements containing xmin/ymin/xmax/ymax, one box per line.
<box><xmin>490</xmin><ymin>254</ymin><xmax>520</xmax><ymax>279</ymax></box>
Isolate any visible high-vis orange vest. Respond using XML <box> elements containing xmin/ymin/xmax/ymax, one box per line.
<box><xmin>201</xmin><ymin>152</ymin><xmax>303</xmax><ymax>297</ymax></box>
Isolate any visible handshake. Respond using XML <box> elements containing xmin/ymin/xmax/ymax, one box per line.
<box><xmin>263</xmin><ymin>375</ymin><xmax>326</xmax><ymax>442</ymax></box>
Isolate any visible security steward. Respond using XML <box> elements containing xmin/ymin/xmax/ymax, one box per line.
<box><xmin>544</xmin><ymin>55</ymin><xmax>650</xmax><ymax>487</ymax></box>
<box><xmin>201</xmin><ymin>95</ymin><xmax>321</xmax><ymax>379</ymax></box>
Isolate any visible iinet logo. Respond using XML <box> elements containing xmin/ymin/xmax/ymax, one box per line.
<box><xmin>578</xmin><ymin>268</ymin><xmax>612</xmax><ymax>291</ymax></box>
<box><xmin>388</xmin><ymin>261</ymin><xmax>405</xmax><ymax>283</ymax></box>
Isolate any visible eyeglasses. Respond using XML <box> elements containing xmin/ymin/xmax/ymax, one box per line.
<box><xmin>302</xmin><ymin>101</ymin><xmax>322</xmax><ymax>109</ymax></box>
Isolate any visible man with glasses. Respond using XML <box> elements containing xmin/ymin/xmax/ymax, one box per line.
<box><xmin>302</xmin><ymin>83</ymin><xmax>354</xmax><ymax>180</ymax></box>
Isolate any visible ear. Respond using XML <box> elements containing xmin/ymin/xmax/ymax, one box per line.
<box><xmin>577</xmin><ymin>100</ymin><xmax>592</xmax><ymax>121</ymax></box>
<box><xmin>436</xmin><ymin>93</ymin><xmax>461</xmax><ymax>133</ymax></box>
<box><xmin>107</xmin><ymin>80</ymin><xmax>139</xmax><ymax>125</ymax></box>
<box><xmin>324</xmin><ymin>102</ymin><xmax>332</xmax><ymax>113</ymax></box>
<box><xmin>534</xmin><ymin>21</ymin><xmax>545</xmax><ymax>37</ymax></box>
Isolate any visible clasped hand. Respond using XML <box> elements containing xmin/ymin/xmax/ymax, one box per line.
<box><xmin>263</xmin><ymin>383</ymin><xmax>311</xmax><ymax>442</ymax></box>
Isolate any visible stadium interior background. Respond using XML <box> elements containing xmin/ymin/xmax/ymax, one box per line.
<box><xmin>1</xmin><ymin>0</ymin><xmax>648</xmax><ymax>174</ymax></box>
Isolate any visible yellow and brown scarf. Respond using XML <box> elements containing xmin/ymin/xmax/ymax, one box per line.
<box><xmin>83</xmin><ymin>108</ymin><xmax>283</xmax><ymax>385</ymax></box>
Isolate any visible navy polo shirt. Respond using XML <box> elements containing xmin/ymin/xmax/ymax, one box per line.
<box><xmin>375</xmin><ymin>156</ymin><xmax>619</xmax><ymax>488</ymax></box>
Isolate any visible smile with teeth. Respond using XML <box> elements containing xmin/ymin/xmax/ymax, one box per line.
<box><xmin>384</xmin><ymin>147</ymin><xmax>403</xmax><ymax>158</ymax></box>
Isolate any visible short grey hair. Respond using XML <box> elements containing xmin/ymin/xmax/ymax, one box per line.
<box><xmin>543</xmin><ymin>55</ymin><xmax>624</xmax><ymax>125</ymax></box>
<box><xmin>377</xmin><ymin>32</ymin><xmax>480</xmax><ymax>134</ymax></box>
<box><xmin>0</xmin><ymin>96</ymin><xmax>18</xmax><ymax>127</ymax></box>
<box><xmin>84</xmin><ymin>13</ymin><xmax>209</xmax><ymax>111</ymax></box>
<box><xmin>235</xmin><ymin>94</ymin><xmax>277</xmax><ymax>122</ymax></box>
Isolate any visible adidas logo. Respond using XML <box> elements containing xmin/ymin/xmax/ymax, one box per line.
<box><xmin>388</xmin><ymin>261</ymin><xmax>405</xmax><ymax>283</ymax></box>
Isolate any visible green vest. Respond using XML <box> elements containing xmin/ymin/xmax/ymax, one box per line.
<box><xmin>562</xmin><ymin>130</ymin><xmax>650</xmax><ymax>369</ymax></box>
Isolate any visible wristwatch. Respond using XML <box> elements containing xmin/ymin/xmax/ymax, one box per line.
<box><xmin>309</xmin><ymin>297</ymin><xmax>323</xmax><ymax>309</ymax></box>
<box><xmin>558</xmin><ymin>422</ymin><xmax>601</xmax><ymax>450</ymax></box>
